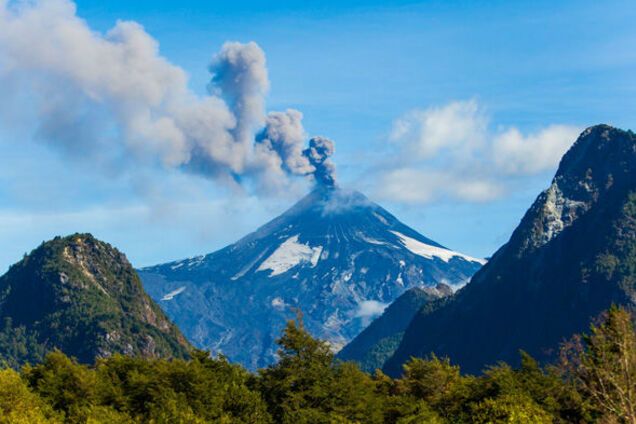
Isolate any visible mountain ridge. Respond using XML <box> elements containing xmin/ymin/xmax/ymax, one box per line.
<box><xmin>336</xmin><ymin>284</ymin><xmax>450</xmax><ymax>372</ymax></box>
<box><xmin>384</xmin><ymin>124</ymin><xmax>636</xmax><ymax>376</ymax></box>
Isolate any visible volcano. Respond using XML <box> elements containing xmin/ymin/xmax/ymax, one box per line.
<box><xmin>140</xmin><ymin>187</ymin><xmax>484</xmax><ymax>369</ymax></box>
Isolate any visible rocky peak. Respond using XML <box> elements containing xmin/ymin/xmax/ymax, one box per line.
<box><xmin>383</xmin><ymin>124</ymin><xmax>636</xmax><ymax>376</ymax></box>
<box><xmin>513</xmin><ymin>125</ymin><xmax>636</xmax><ymax>254</ymax></box>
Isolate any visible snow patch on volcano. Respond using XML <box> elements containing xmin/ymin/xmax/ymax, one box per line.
<box><xmin>161</xmin><ymin>286</ymin><xmax>186</xmax><ymax>301</ymax></box>
<box><xmin>258</xmin><ymin>235</ymin><xmax>323</xmax><ymax>276</ymax></box>
<box><xmin>391</xmin><ymin>231</ymin><xmax>486</xmax><ymax>265</ymax></box>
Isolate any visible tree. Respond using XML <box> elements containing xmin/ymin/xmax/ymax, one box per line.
<box><xmin>259</xmin><ymin>313</ymin><xmax>384</xmax><ymax>423</ymax></box>
<box><xmin>479</xmin><ymin>353</ymin><xmax>586</xmax><ymax>423</ymax></box>
<box><xmin>259</xmin><ymin>315</ymin><xmax>337</xmax><ymax>423</ymax></box>
<box><xmin>95</xmin><ymin>351</ymin><xmax>271</xmax><ymax>423</ymax></box>
<box><xmin>561</xmin><ymin>306</ymin><xmax>636</xmax><ymax>423</ymax></box>
<box><xmin>24</xmin><ymin>351</ymin><xmax>97</xmax><ymax>424</ymax></box>
<box><xmin>396</xmin><ymin>354</ymin><xmax>475</xmax><ymax>420</ymax></box>
<box><xmin>397</xmin><ymin>355</ymin><xmax>462</xmax><ymax>404</ymax></box>
<box><xmin>0</xmin><ymin>368</ymin><xmax>59</xmax><ymax>423</ymax></box>
<box><xmin>470</xmin><ymin>393</ymin><xmax>554</xmax><ymax>424</ymax></box>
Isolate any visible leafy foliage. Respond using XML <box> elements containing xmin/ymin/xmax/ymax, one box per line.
<box><xmin>561</xmin><ymin>306</ymin><xmax>636</xmax><ymax>423</ymax></box>
<box><xmin>0</xmin><ymin>368</ymin><xmax>58</xmax><ymax>423</ymax></box>
<box><xmin>0</xmin><ymin>307</ymin><xmax>633</xmax><ymax>423</ymax></box>
<box><xmin>259</xmin><ymin>315</ymin><xmax>385</xmax><ymax>423</ymax></box>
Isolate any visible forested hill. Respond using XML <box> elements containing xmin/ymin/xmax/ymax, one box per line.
<box><xmin>0</xmin><ymin>233</ymin><xmax>191</xmax><ymax>367</ymax></box>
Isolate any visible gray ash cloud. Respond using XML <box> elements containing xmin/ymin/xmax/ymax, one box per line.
<box><xmin>0</xmin><ymin>0</ymin><xmax>337</xmax><ymax>195</ymax></box>
<box><xmin>303</xmin><ymin>137</ymin><xmax>336</xmax><ymax>187</ymax></box>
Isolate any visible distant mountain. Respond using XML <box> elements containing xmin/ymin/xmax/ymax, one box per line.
<box><xmin>385</xmin><ymin>124</ymin><xmax>636</xmax><ymax>376</ymax></box>
<box><xmin>336</xmin><ymin>284</ymin><xmax>451</xmax><ymax>372</ymax></box>
<box><xmin>140</xmin><ymin>188</ymin><xmax>485</xmax><ymax>369</ymax></box>
<box><xmin>0</xmin><ymin>234</ymin><xmax>191</xmax><ymax>367</ymax></box>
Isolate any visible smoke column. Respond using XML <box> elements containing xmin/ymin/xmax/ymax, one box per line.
<box><xmin>303</xmin><ymin>137</ymin><xmax>337</xmax><ymax>188</ymax></box>
<box><xmin>0</xmin><ymin>0</ymin><xmax>336</xmax><ymax>193</ymax></box>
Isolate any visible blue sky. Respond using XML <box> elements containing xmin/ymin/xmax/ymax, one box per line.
<box><xmin>0</xmin><ymin>0</ymin><xmax>634</xmax><ymax>271</ymax></box>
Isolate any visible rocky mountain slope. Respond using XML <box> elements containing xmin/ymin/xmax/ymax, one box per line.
<box><xmin>384</xmin><ymin>124</ymin><xmax>636</xmax><ymax>375</ymax></box>
<box><xmin>140</xmin><ymin>188</ymin><xmax>484</xmax><ymax>369</ymax></box>
<box><xmin>336</xmin><ymin>284</ymin><xmax>450</xmax><ymax>372</ymax></box>
<box><xmin>0</xmin><ymin>234</ymin><xmax>191</xmax><ymax>366</ymax></box>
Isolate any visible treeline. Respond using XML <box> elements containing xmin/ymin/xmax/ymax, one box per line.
<box><xmin>0</xmin><ymin>307</ymin><xmax>634</xmax><ymax>423</ymax></box>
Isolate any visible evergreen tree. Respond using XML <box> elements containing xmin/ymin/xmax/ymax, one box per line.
<box><xmin>259</xmin><ymin>314</ymin><xmax>384</xmax><ymax>423</ymax></box>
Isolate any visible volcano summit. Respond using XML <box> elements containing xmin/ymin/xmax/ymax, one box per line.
<box><xmin>140</xmin><ymin>187</ymin><xmax>484</xmax><ymax>369</ymax></box>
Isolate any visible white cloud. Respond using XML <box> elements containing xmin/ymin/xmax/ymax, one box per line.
<box><xmin>0</xmin><ymin>192</ymin><xmax>281</xmax><ymax>272</ymax></box>
<box><xmin>492</xmin><ymin>125</ymin><xmax>581</xmax><ymax>175</ymax></box>
<box><xmin>390</xmin><ymin>99</ymin><xmax>487</xmax><ymax>159</ymax></box>
<box><xmin>355</xmin><ymin>300</ymin><xmax>388</xmax><ymax>318</ymax></box>
<box><xmin>375</xmin><ymin>168</ymin><xmax>503</xmax><ymax>205</ymax></box>
<box><xmin>374</xmin><ymin>99</ymin><xmax>582</xmax><ymax>205</ymax></box>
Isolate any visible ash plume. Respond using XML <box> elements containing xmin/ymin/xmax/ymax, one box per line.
<box><xmin>209</xmin><ymin>41</ymin><xmax>269</xmax><ymax>164</ymax></box>
<box><xmin>0</xmin><ymin>0</ymin><xmax>337</xmax><ymax>195</ymax></box>
<box><xmin>256</xmin><ymin>109</ymin><xmax>313</xmax><ymax>176</ymax></box>
<box><xmin>303</xmin><ymin>136</ymin><xmax>337</xmax><ymax>188</ymax></box>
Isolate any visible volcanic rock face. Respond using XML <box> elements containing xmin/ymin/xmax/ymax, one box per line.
<box><xmin>140</xmin><ymin>188</ymin><xmax>484</xmax><ymax>369</ymax></box>
<box><xmin>384</xmin><ymin>125</ymin><xmax>636</xmax><ymax>376</ymax></box>
<box><xmin>0</xmin><ymin>234</ymin><xmax>191</xmax><ymax>367</ymax></box>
